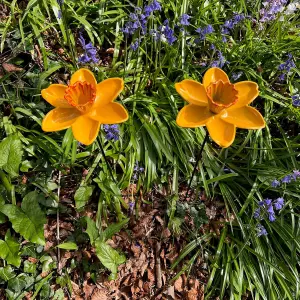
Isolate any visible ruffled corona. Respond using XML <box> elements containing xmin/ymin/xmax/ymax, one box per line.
<box><xmin>64</xmin><ymin>81</ymin><xmax>96</xmax><ymax>113</ymax></box>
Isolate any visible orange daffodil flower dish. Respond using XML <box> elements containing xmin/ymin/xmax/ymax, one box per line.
<box><xmin>175</xmin><ymin>67</ymin><xmax>265</xmax><ymax>148</ymax></box>
<box><xmin>41</xmin><ymin>69</ymin><xmax>128</xmax><ymax>145</ymax></box>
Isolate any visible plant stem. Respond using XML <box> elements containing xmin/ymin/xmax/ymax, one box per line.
<box><xmin>56</xmin><ymin>170</ymin><xmax>62</xmax><ymax>274</ymax></box>
<box><xmin>184</xmin><ymin>131</ymin><xmax>209</xmax><ymax>201</ymax></box>
<box><xmin>97</xmin><ymin>137</ymin><xmax>117</xmax><ymax>185</ymax></box>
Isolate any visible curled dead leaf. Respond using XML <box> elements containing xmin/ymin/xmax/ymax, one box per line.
<box><xmin>2</xmin><ymin>63</ymin><xmax>23</xmax><ymax>72</ymax></box>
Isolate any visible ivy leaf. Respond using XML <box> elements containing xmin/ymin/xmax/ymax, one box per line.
<box><xmin>74</xmin><ymin>185</ymin><xmax>94</xmax><ymax>210</ymax></box>
<box><xmin>1</xmin><ymin>191</ymin><xmax>46</xmax><ymax>245</ymax></box>
<box><xmin>7</xmin><ymin>273</ymin><xmax>34</xmax><ymax>293</ymax></box>
<box><xmin>0</xmin><ymin>265</ymin><xmax>16</xmax><ymax>281</ymax></box>
<box><xmin>57</xmin><ymin>242</ymin><xmax>78</xmax><ymax>250</ymax></box>
<box><xmin>95</xmin><ymin>241</ymin><xmax>126</xmax><ymax>276</ymax></box>
<box><xmin>0</xmin><ymin>134</ymin><xmax>23</xmax><ymax>177</ymax></box>
<box><xmin>0</xmin><ymin>230</ymin><xmax>21</xmax><ymax>267</ymax></box>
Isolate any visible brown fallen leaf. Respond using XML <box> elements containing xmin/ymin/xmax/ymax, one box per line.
<box><xmin>2</xmin><ymin>63</ymin><xmax>23</xmax><ymax>72</ymax></box>
<box><xmin>174</xmin><ymin>276</ymin><xmax>183</xmax><ymax>292</ymax></box>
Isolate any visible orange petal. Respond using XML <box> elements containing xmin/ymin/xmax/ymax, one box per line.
<box><xmin>89</xmin><ymin>103</ymin><xmax>128</xmax><ymax>124</ymax></box>
<box><xmin>42</xmin><ymin>108</ymin><xmax>81</xmax><ymax>132</ymax></box>
<box><xmin>94</xmin><ymin>78</ymin><xmax>124</xmax><ymax>107</ymax></box>
<box><xmin>203</xmin><ymin>67</ymin><xmax>230</xmax><ymax>89</ymax></box>
<box><xmin>206</xmin><ymin>116</ymin><xmax>236</xmax><ymax>148</ymax></box>
<box><xmin>220</xmin><ymin>106</ymin><xmax>265</xmax><ymax>129</ymax></box>
<box><xmin>176</xmin><ymin>104</ymin><xmax>214</xmax><ymax>128</ymax></box>
<box><xmin>231</xmin><ymin>81</ymin><xmax>259</xmax><ymax>108</ymax></box>
<box><xmin>41</xmin><ymin>84</ymin><xmax>71</xmax><ymax>108</ymax></box>
<box><xmin>70</xmin><ymin>68</ymin><xmax>97</xmax><ymax>89</ymax></box>
<box><xmin>72</xmin><ymin>116</ymin><xmax>100</xmax><ymax>145</ymax></box>
<box><xmin>175</xmin><ymin>80</ymin><xmax>208</xmax><ymax>106</ymax></box>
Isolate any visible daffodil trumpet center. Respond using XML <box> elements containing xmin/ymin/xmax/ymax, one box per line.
<box><xmin>64</xmin><ymin>81</ymin><xmax>96</xmax><ymax>113</ymax></box>
<box><xmin>207</xmin><ymin>80</ymin><xmax>238</xmax><ymax>114</ymax></box>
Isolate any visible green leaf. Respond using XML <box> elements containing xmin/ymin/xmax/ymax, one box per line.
<box><xmin>0</xmin><ymin>265</ymin><xmax>16</xmax><ymax>281</ymax></box>
<box><xmin>0</xmin><ymin>134</ymin><xmax>23</xmax><ymax>177</ymax></box>
<box><xmin>1</xmin><ymin>191</ymin><xmax>47</xmax><ymax>245</ymax></box>
<box><xmin>57</xmin><ymin>242</ymin><xmax>78</xmax><ymax>250</ymax></box>
<box><xmin>99</xmin><ymin>218</ymin><xmax>129</xmax><ymax>242</ymax></box>
<box><xmin>20</xmin><ymin>160</ymin><xmax>34</xmax><ymax>172</ymax></box>
<box><xmin>52</xmin><ymin>288</ymin><xmax>65</xmax><ymax>300</ymax></box>
<box><xmin>85</xmin><ymin>216</ymin><xmax>99</xmax><ymax>246</ymax></box>
<box><xmin>23</xmin><ymin>260</ymin><xmax>36</xmax><ymax>274</ymax></box>
<box><xmin>95</xmin><ymin>241</ymin><xmax>126</xmax><ymax>275</ymax></box>
<box><xmin>74</xmin><ymin>185</ymin><xmax>94</xmax><ymax>210</ymax></box>
<box><xmin>0</xmin><ymin>230</ymin><xmax>21</xmax><ymax>267</ymax></box>
<box><xmin>7</xmin><ymin>273</ymin><xmax>34</xmax><ymax>293</ymax></box>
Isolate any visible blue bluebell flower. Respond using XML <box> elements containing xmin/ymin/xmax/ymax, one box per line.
<box><xmin>267</xmin><ymin>204</ymin><xmax>276</xmax><ymax>222</ymax></box>
<box><xmin>271</xmin><ymin>179</ymin><xmax>280</xmax><ymax>188</ymax></box>
<box><xmin>221</xmin><ymin>35</ymin><xmax>227</xmax><ymax>43</ymax></box>
<box><xmin>264</xmin><ymin>198</ymin><xmax>272</xmax><ymax>206</ymax></box>
<box><xmin>58</xmin><ymin>10</ymin><xmax>62</xmax><ymax>19</ymax></box>
<box><xmin>180</xmin><ymin>14</ymin><xmax>191</xmax><ymax>26</ymax></box>
<box><xmin>231</xmin><ymin>71</ymin><xmax>243</xmax><ymax>81</ymax></box>
<box><xmin>221</xmin><ymin>13</ymin><xmax>245</xmax><ymax>35</ymax></box>
<box><xmin>78</xmin><ymin>33</ymin><xmax>98</xmax><ymax>64</ymax></box>
<box><xmin>257</xmin><ymin>224</ymin><xmax>268</xmax><ymax>237</ymax></box>
<box><xmin>254</xmin><ymin>208</ymin><xmax>261</xmax><ymax>219</ymax></box>
<box><xmin>278</xmin><ymin>54</ymin><xmax>295</xmax><ymax>72</ymax></box>
<box><xmin>273</xmin><ymin>197</ymin><xmax>284</xmax><ymax>210</ymax></box>
<box><xmin>260</xmin><ymin>0</ymin><xmax>288</xmax><ymax>23</ymax></box>
<box><xmin>130</xmin><ymin>39</ymin><xmax>140</xmax><ymax>51</ymax></box>
<box><xmin>211</xmin><ymin>50</ymin><xmax>226</xmax><ymax>68</ymax></box>
<box><xmin>278</xmin><ymin>53</ymin><xmax>295</xmax><ymax>81</ymax></box>
<box><xmin>292</xmin><ymin>170</ymin><xmax>300</xmax><ymax>179</ymax></box>
<box><xmin>292</xmin><ymin>95</ymin><xmax>300</xmax><ymax>107</ymax></box>
<box><xmin>57</xmin><ymin>0</ymin><xmax>64</xmax><ymax>5</ymax></box>
<box><xmin>132</xmin><ymin>162</ymin><xmax>144</xmax><ymax>181</ymax></box>
<box><xmin>129</xmin><ymin>201</ymin><xmax>135</xmax><ymax>211</ymax></box>
<box><xmin>157</xmin><ymin>20</ymin><xmax>177</xmax><ymax>45</ymax></box>
<box><xmin>258</xmin><ymin>201</ymin><xmax>265</xmax><ymax>206</ymax></box>
<box><xmin>278</xmin><ymin>73</ymin><xmax>286</xmax><ymax>82</ymax></box>
<box><xmin>282</xmin><ymin>174</ymin><xmax>292</xmax><ymax>183</ymax></box>
<box><xmin>122</xmin><ymin>9</ymin><xmax>148</xmax><ymax>36</ymax></box>
<box><xmin>144</xmin><ymin>0</ymin><xmax>161</xmax><ymax>17</ymax></box>
<box><xmin>195</xmin><ymin>25</ymin><xmax>214</xmax><ymax>40</ymax></box>
<box><xmin>103</xmin><ymin>124</ymin><xmax>120</xmax><ymax>141</ymax></box>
